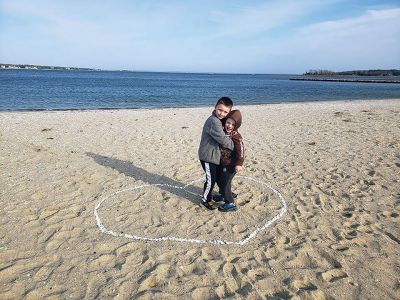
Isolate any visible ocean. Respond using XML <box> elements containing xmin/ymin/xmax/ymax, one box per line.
<box><xmin>1</xmin><ymin>70</ymin><xmax>399</xmax><ymax>111</ymax></box>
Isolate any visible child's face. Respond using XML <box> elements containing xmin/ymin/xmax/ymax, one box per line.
<box><xmin>225</xmin><ymin>118</ymin><xmax>235</xmax><ymax>133</ymax></box>
<box><xmin>214</xmin><ymin>104</ymin><xmax>231</xmax><ymax>120</ymax></box>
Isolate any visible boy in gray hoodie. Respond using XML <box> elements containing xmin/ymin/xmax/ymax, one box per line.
<box><xmin>198</xmin><ymin>97</ymin><xmax>234</xmax><ymax>210</ymax></box>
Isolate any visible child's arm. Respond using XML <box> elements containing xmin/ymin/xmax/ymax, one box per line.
<box><xmin>208</xmin><ymin>118</ymin><xmax>234</xmax><ymax>150</ymax></box>
<box><xmin>232</xmin><ymin>133</ymin><xmax>244</xmax><ymax>171</ymax></box>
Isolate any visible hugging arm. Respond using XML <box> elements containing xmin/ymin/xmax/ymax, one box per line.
<box><xmin>208</xmin><ymin>119</ymin><xmax>234</xmax><ymax>150</ymax></box>
<box><xmin>233</xmin><ymin>134</ymin><xmax>244</xmax><ymax>172</ymax></box>
<box><xmin>233</xmin><ymin>135</ymin><xmax>244</xmax><ymax>166</ymax></box>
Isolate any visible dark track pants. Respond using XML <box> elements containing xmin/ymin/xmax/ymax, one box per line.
<box><xmin>217</xmin><ymin>165</ymin><xmax>236</xmax><ymax>204</ymax></box>
<box><xmin>200</xmin><ymin>160</ymin><xmax>219</xmax><ymax>202</ymax></box>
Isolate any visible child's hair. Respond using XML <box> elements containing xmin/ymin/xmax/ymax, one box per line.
<box><xmin>215</xmin><ymin>96</ymin><xmax>233</xmax><ymax>108</ymax></box>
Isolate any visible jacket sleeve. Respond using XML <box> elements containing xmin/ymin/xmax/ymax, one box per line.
<box><xmin>207</xmin><ymin>118</ymin><xmax>234</xmax><ymax>150</ymax></box>
<box><xmin>232</xmin><ymin>133</ymin><xmax>244</xmax><ymax>166</ymax></box>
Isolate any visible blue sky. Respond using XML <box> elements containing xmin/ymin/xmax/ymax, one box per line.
<box><xmin>1</xmin><ymin>0</ymin><xmax>399</xmax><ymax>74</ymax></box>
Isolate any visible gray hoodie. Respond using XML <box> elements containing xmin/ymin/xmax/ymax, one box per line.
<box><xmin>198</xmin><ymin>112</ymin><xmax>234</xmax><ymax>164</ymax></box>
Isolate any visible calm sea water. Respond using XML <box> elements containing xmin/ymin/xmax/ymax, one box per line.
<box><xmin>1</xmin><ymin>70</ymin><xmax>399</xmax><ymax>111</ymax></box>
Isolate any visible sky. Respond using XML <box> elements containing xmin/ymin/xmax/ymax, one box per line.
<box><xmin>0</xmin><ymin>0</ymin><xmax>399</xmax><ymax>74</ymax></box>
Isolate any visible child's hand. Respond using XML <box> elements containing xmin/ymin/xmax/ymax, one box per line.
<box><xmin>235</xmin><ymin>165</ymin><xmax>243</xmax><ymax>172</ymax></box>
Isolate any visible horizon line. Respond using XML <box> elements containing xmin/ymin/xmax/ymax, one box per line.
<box><xmin>2</xmin><ymin>63</ymin><xmax>399</xmax><ymax>76</ymax></box>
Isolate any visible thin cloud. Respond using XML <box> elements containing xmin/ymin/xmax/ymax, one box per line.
<box><xmin>206</xmin><ymin>0</ymin><xmax>338</xmax><ymax>38</ymax></box>
<box><xmin>300</xmin><ymin>7</ymin><xmax>400</xmax><ymax>33</ymax></box>
<box><xmin>1</xmin><ymin>0</ymin><xmax>123</xmax><ymax>46</ymax></box>
<box><xmin>263</xmin><ymin>8</ymin><xmax>400</xmax><ymax>71</ymax></box>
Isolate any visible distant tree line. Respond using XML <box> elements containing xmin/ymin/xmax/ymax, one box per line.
<box><xmin>1</xmin><ymin>63</ymin><xmax>98</xmax><ymax>71</ymax></box>
<box><xmin>304</xmin><ymin>69</ymin><xmax>400</xmax><ymax>76</ymax></box>
<box><xmin>304</xmin><ymin>69</ymin><xmax>336</xmax><ymax>76</ymax></box>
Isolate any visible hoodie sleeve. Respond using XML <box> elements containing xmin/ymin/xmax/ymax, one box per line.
<box><xmin>207</xmin><ymin>117</ymin><xmax>234</xmax><ymax>150</ymax></box>
<box><xmin>232</xmin><ymin>133</ymin><xmax>244</xmax><ymax>166</ymax></box>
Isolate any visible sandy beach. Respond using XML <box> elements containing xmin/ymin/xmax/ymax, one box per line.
<box><xmin>0</xmin><ymin>99</ymin><xmax>399</xmax><ymax>299</ymax></box>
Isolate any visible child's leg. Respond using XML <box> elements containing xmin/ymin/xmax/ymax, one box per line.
<box><xmin>216</xmin><ymin>166</ymin><xmax>237</xmax><ymax>199</ymax></box>
<box><xmin>216</xmin><ymin>165</ymin><xmax>228</xmax><ymax>199</ymax></box>
<box><xmin>200</xmin><ymin>161</ymin><xmax>218</xmax><ymax>202</ymax></box>
<box><xmin>216</xmin><ymin>165</ymin><xmax>224</xmax><ymax>196</ymax></box>
<box><xmin>221</xmin><ymin>166</ymin><xmax>236</xmax><ymax>204</ymax></box>
<box><xmin>218</xmin><ymin>166</ymin><xmax>238</xmax><ymax>212</ymax></box>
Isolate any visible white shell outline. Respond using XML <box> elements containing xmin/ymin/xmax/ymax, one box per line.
<box><xmin>94</xmin><ymin>176</ymin><xmax>287</xmax><ymax>246</ymax></box>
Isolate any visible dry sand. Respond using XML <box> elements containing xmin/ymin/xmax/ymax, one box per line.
<box><xmin>0</xmin><ymin>100</ymin><xmax>399</xmax><ymax>299</ymax></box>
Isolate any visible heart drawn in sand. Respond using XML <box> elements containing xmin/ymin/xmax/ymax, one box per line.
<box><xmin>94</xmin><ymin>176</ymin><xmax>287</xmax><ymax>246</ymax></box>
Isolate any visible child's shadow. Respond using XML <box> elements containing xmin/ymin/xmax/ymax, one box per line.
<box><xmin>86</xmin><ymin>152</ymin><xmax>203</xmax><ymax>205</ymax></box>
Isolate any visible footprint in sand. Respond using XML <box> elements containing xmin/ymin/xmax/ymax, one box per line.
<box><xmin>138</xmin><ymin>264</ymin><xmax>172</xmax><ymax>291</ymax></box>
<box><xmin>321</xmin><ymin>268</ymin><xmax>348</xmax><ymax>282</ymax></box>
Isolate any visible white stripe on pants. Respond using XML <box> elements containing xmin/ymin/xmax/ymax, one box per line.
<box><xmin>203</xmin><ymin>162</ymin><xmax>212</xmax><ymax>201</ymax></box>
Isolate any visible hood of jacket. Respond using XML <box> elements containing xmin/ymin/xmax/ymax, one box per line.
<box><xmin>225</xmin><ymin>110</ymin><xmax>242</xmax><ymax>130</ymax></box>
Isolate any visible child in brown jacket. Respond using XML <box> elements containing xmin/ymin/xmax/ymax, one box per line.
<box><xmin>217</xmin><ymin>110</ymin><xmax>244</xmax><ymax>212</ymax></box>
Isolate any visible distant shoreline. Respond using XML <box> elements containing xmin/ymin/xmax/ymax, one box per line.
<box><xmin>0</xmin><ymin>63</ymin><xmax>99</xmax><ymax>71</ymax></box>
<box><xmin>290</xmin><ymin>77</ymin><xmax>400</xmax><ymax>84</ymax></box>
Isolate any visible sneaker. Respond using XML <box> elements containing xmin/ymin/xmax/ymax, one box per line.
<box><xmin>212</xmin><ymin>194</ymin><xmax>225</xmax><ymax>202</ymax></box>
<box><xmin>200</xmin><ymin>200</ymin><xmax>216</xmax><ymax>210</ymax></box>
<box><xmin>218</xmin><ymin>203</ymin><xmax>238</xmax><ymax>212</ymax></box>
